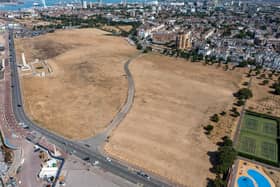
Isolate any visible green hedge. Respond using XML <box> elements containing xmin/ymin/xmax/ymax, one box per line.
<box><xmin>238</xmin><ymin>151</ymin><xmax>279</xmax><ymax>167</ymax></box>
<box><xmin>245</xmin><ymin>110</ymin><xmax>280</xmax><ymax>124</ymax></box>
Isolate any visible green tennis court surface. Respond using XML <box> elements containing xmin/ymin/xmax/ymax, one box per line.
<box><xmin>237</xmin><ymin>112</ymin><xmax>279</xmax><ymax>164</ymax></box>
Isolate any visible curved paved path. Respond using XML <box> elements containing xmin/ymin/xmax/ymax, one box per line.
<box><xmin>82</xmin><ymin>53</ymin><xmax>141</xmax><ymax>151</ymax></box>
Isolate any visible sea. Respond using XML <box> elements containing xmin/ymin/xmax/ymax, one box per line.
<box><xmin>0</xmin><ymin>0</ymin><xmax>151</xmax><ymax>11</ymax></box>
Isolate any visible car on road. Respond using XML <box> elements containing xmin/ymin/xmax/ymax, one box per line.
<box><xmin>33</xmin><ymin>145</ymin><xmax>40</xmax><ymax>152</ymax></box>
<box><xmin>19</xmin><ymin>122</ymin><xmax>29</xmax><ymax>129</ymax></box>
<box><xmin>84</xmin><ymin>144</ymin><xmax>90</xmax><ymax>147</ymax></box>
<box><xmin>136</xmin><ymin>171</ymin><xmax>150</xmax><ymax>180</ymax></box>
<box><xmin>106</xmin><ymin>157</ymin><xmax>111</xmax><ymax>162</ymax></box>
<box><xmin>92</xmin><ymin>160</ymin><xmax>99</xmax><ymax>166</ymax></box>
<box><xmin>69</xmin><ymin>150</ymin><xmax>76</xmax><ymax>155</ymax></box>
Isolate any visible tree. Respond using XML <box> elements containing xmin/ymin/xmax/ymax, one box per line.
<box><xmin>236</xmin><ymin>99</ymin><xmax>245</xmax><ymax>106</ymax></box>
<box><xmin>136</xmin><ymin>43</ymin><xmax>143</xmax><ymax>50</ymax></box>
<box><xmin>214</xmin><ymin>145</ymin><xmax>237</xmax><ymax>174</ymax></box>
<box><xmin>222</xmin><ymin>136</ymin><xmax>233</xmax><ymax>146</ymax></box>
<box><xmin>231</xmin><ymin>107</ymin><xmax>240</xmax><ymax>117</ymax></box>
<box><xmin>238</xmin><ymin>61</ymin><xmax>248</xmax><ymax>67</ymax></box>
<box><xmin>210</xmin><ymin>114</ymin><xmax>219</xmax><ymax>123</ymax></box>
<box><xmin>272</xmin><ymin>81</ymin><xmax>280</xmax><ymax>95</ymax></box>
<box><xmin>220</xmin><ymin>111</ymin><xmax>226</xmax><ymax>116</ymax></box>
<box><xmin>275</xmin><ymin>86</ymin><xmax>280</xmax><ymax>95</ymax></box>
<box><xmin>209</xmin><ymin>137</ymin><xmax>236</xmax><ymax>186</ymax></box>
<box><xmin>213</xmin><ymin>175</ymin><xmax>227</xmax><ymax>187</ymax></box>
<box><xmin>262</xmin><ymin>79</ymin><xmax>269</xmax><ymax>85</ymax></box>
<box><xmin>204</xmin><ymin>124</ymin><xmax>214</xmax><ymax>134</ymax></box>
<box><xmin>234</xmin><ymin>88</ymin><xmax>253</xmax><ymax>100</ymax></box>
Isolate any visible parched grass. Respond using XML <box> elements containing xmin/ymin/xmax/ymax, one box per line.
<box><xmin>237</xmin><ymin>112</ymin><xmax>279</xmax><ymax>164</ymax></box>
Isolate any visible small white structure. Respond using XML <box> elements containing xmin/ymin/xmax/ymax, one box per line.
<box><xmin>39</xmin><ymin>158</ymin><xmax>58</xmax><ymax>179</ymax></box>
<box><xmin>21</xmin><ymin>53</ymin><xmax>31</xmax><ymax>71</ymax></box>
<box><xmin>45</xmin><ymin>159</ymin><xmax>57</xmax><ymax>168</ymax></box>
<box><xmin>39</xmin><ymin>167</ymin><xmax>58</xmax><ymax>179</ymax></box>
<box><xmin>1</xmin><ymin>59</ymin><xmax>5</xmax><ymax>70</ymax></box>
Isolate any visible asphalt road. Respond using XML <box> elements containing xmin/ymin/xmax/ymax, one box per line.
<box><xmin>7</xmin><ymin>29</ymin><xmax>170</xmax><ymax>187</ymax></box>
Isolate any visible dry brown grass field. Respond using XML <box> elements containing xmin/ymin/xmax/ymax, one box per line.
<box><xmin>15</xmin><ymin>28</ymin><xmax>137</xmax><ymax>139</ymax></box>
<box><xmin>101</xmin><ymin>25</ymin><xmax>133</xmax><ymax>33</ymax></box>
<box><xmin>105</xmin><ymin>54</ymin><xmax>244</xmax><ymax>187</ymax></box>
<box><xmin>117</xmin><ymin>25</ymin><xmax>133</xmax><ymax>32</ymax></box>
<box><xmin>15</xmin><ymin>28</ymin><xmax>249</xmax><ymax>186</ymax></box>
<box><xmin>247</xmin><ymin>74</ymin><xmax>280</xmax><ymax>117</ymax></box>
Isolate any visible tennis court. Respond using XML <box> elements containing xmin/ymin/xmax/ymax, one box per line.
<box><xmin>237</xmin><ymin>112</ymin><xmax>279</xmax><ymax>164</ymax></box>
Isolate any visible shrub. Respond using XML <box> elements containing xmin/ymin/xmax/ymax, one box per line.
<box><xmin>210</xmin><ymin>114</ymin><xmax>219</xmax><ymax>122</ymax></box>
<box><xmin>204</xmin><ymin>125</ymin><xmax>214</xmax><ymax>134</ymax></box>
<box><xmin>220</xmin><ymin>111</ymin><xmax>226</xmax><ymax>116</ymax></box>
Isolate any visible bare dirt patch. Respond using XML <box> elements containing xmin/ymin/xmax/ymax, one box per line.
<box><xmin>117</xmin><ymin>25</ymin><xmax>133</xmax><ymax>32</ymax></box>
<box><xmin>101</xmin><ymin>25</ymin><xmax>132</xmax><ymax>34</ymax></box>
<box><xmin>15</xmin><ymin>28</ymin><xmax>137</xmax><ymax>139</ymax></box>
<box><xmin>105</xmin><ymin>54</ymin><xmax>244</xmax><ymax>187</ymax></box>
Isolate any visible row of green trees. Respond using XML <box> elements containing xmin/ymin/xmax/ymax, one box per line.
<box><xmin>272</xmin><ymin>78</ymin><xmax>280</xmax><ymax>95</ymax></box>
<box><xmin>212</xmin><ymin>137</ymin><xmax>237</xmax><ymax>187</ymax></box>
<box><xmin>209</xmin><ymin>87</ymin><xmax>253</xmax><ymax>186</ymax></box>
<box><xmin>37</xmin><ymin>14</ymin><xmax>140</xmax><ymax>37</ymax></box>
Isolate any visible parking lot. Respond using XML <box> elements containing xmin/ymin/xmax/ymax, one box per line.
<box><xmin>61</xmin><ymin>155</ymin><xmax>137</xmax><ymax>187</ymax></box>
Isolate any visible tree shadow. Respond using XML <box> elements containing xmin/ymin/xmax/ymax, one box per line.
<box><xmin>269</xmin><ymin>90</ymin><xmax>276</xmax><ymax>95</ymax></box>
<box><xmin>206</xmin><ymin>177</ymin><xmax>215</xmax><ymax>187</ymax></box>
<box><xmin>207</xmin><ymin>151</ymin><xmax>218</xmax><ymax>173</ymax></box>
<box><xmin>207</xmin><ymin>151</ymin><xmax>219</xmax><ymax>187</ymax></box>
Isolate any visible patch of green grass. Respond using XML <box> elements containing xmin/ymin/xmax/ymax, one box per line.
<box><xmin>243</xmin><ymin>114</ymin><xmax>278</xmax><ymax>138</ymax></box>
<box><xmin>237</xmin><ymin>112</ymin><xmax>279</xmax><ymax>165</ymax></box>
<box><xmin>261</xmin><ymin>141</ymin><xmax>277</xmax><ymax>161</ymax></box>
<box><xmin>239</xmin><ymin>134</ymin><xmax>256</xmax><ymax>154</ymax></box>
<box><xmin>244</xmin><ymin>118</ymin><xmax>258</xmax><ymax>131</ymax></box>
